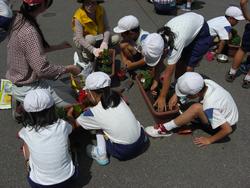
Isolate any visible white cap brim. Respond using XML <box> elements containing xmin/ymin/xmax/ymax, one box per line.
<box><xmin>144</xmin><ymin>53</ymin><xmax>162</xmax><ymax>67</ymax></box>
<box><xmin>235</xmin><ymin>15</ymin><xmax>245</xmax><ymax>20</ymax></box>
<box><xmin>113</xmin><ymin>26</ymin><xmax>127</xmax><ymax>33</ymax></box>
<box><xmin>175</xmin><ymin>83</ymin><xmax>186</xmax><ymax>98</ymax></box>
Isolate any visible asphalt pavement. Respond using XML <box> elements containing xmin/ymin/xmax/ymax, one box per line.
<box><xmin>0</xmin><ymin>0</ymin><xmax>250</xmax><ymax>187</ymax></box>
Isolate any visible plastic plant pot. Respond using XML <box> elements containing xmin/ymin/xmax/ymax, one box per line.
<box><xmin>135</xmin><ymin>75</ymin><xmax>179</xmax><ymax>124</ymax></box>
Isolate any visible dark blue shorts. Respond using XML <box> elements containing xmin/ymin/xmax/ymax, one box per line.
<box><xmin>27</xmin><ymin>173</ymin><xmax>75</xmax><ymax>188</ymax></box>
<box><xmin>0</xmin><ymin>16</ymin><xmax>12</xmax><ymax>30</ymax></box>
<box><xmin>182</xmin><ymin>21</ymin><xmax>213</xmax><ymax>67</ymax></box>
<box><xmin>241</xmin><ymin>23</ymin><xmax>250</xmax><ymax>52</ymax></box>
<box><xmin>106</xmin><ymin>128</ymin><xmax>149</xmax><ymax>161</ymax></box>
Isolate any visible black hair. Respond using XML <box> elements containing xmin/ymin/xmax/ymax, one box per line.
<box><xmin>130</xmin><ymin>26</ymin><xmax>140</xmax><ymax>33</ymax></box>
<box><xmin>93</xmin><ymin>87</ymin><xmax>121</xmax><ymax>109</ymax></box>
<box><xmin>122</xmin><ymin>26</ymin><xmax>140</xmax><ymax>36</ymax></box>
<box><xmin>157</xmin><ymin>26</ymin><xmax>176</xmax><ymax>51</ymax></box>
<box><xmin>14</xmin><ymin>0</ymin><xmax>53</xmax><ymax>48</ymax></box>
<box><xmin>22</xmin><ymin>105</ymin><xmax>58</xmax><ymax>132</ymax></box>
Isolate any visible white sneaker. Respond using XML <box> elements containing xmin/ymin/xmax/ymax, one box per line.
<box><xmin>86</xmin><ymin>145</ymin><xmax>109</xmax><ymax>166</ymax></box>
<box><xmin>145</xmin><ymin>124</ymin><xmax>173</xmax><ymax>138</ymax></box>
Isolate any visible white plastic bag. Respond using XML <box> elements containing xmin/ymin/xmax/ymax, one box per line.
<box><xmin>73</xmin><ymin>51</ymin><xmax>94</xmax><ymax>78</ymax></box>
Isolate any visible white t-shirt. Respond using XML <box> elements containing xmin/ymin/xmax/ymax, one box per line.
<box><xmin>0</xmin><ymin>0</ymin><xmax>12</xmax><ymax>18</ymax></box>
<box><xmin>208</xmin><ymin>16</ymin><xmax>231</xmax><ymax>40</ymax></box>
<box><xmin>19</xmin><ymin>119</ymin><xmax>75</xmax><ymax>185</ymax></box>
<box><xmin>77</xmin><ymin>100</ymin><xmax>142</xmax><ymax>144</ymax></box>
<box><xmin>201</xmin><ymin>79</ymin><xmax>238</xmax><ymax>129</ymax></box>
<box><xmin>135</xmin><ymin>29</ymin><xmax>149</xmax><ymax>53</ymax></box>
<box><xmin>165</xmin><ymin>12</ymin><xmax>204</xmax><ymax>65</ymax></box>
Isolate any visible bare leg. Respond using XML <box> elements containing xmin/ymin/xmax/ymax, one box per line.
<box><xmin>232</xmin><ymin>47</ymin><xmax>246</xmax><ymax>70</ymax></box>
<box><xmin>174</xmin><ymin>103</ymin><xmax>209</xmax><ymax>126</ymax></box>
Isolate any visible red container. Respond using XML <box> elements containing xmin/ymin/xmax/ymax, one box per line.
<box><xmin>135</xmin><ymin>75</ymin><xmax>179</xmax><ymax>123</ymax></box>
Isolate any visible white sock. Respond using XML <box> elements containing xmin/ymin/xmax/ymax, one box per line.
<box><xmin>163</xmin><ymin>120</ymin><xmax>178</xmax><ymax>131</ymax></box>
<box><xmin>96</xmin><ymin>134</ymin><xmax>107</xmax><ymax>156</ymax></box>
<box><xmin>244</xmin><ymin>74</ymin><xmax>250</xmax><ymax>81</ymax></box>
<box><xmin>186</xmin><ymin>2</ymin><xmax>191</xmax><ymax>8</ymax></box>
<box><xmin>229</xmin><ymin>68</ymin><xmax>237</xmax><ymax>75</ymax></box>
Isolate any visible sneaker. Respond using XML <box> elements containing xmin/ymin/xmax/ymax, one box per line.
<box><xmin>242</xmin><ymin>79</ymin><xmax>250</xmax><ymax>89</ymax></box>
<box><xmin>145</xmin><ymin>124</ymin><xmax>173</xmax><ymax>138</ymax></box>
<box><xmin>86</xmin><ymin>145</ymin><xmax>109</xmax><ymax>166</ymax></box>
<box><xmin>225</xmin><ymin>71</ymin><xmax>236</xmax><ymax>82</ymax></box>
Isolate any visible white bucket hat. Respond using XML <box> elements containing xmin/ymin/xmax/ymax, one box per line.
<box><xmin>24</xmin><ymin>89</ymin><xmax>54</xmax><ymax>112</ymax></box>
<box><xmin>85</xmin><ymin>71</ymin><xmax>111</xmax><ymax>90</ymax></box>
<box><xmin>225</xmin><ymin>6</ymin><xmax>245</xmax><ymax>21</ymax></box>
<box><xmin>175</xmin><ymin>72</ymin><xmax>204</xmax><ymax>97</ymax></box>
<box><xmin>113</xmin><ymin>15</ymin><xmax>139</xmax><ymax>33</ymax></box>
<box><xmin>142</xmin><ymin>33</ymin><xmax>164</xmax><ymax>67</ymax></box>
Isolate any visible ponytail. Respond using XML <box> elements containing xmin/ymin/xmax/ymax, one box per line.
<box><xmin>157</xmin><ymin>26</ymin><xmax>176</xmax><ymax>51</ymax></box>
<box><xmin>94</xmin><ymin>87</ymin><xmax>121</xmax><ymax>109</ymax></box>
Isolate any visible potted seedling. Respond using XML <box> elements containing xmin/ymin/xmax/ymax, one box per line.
<box><xmin>96</xmin><ymin>49</ymin><xmax>115</xmax><ymax>77</ymax></box>
<box><xmin>136</xmin><ymin>72</ymin><xmax>179</xmax><ymax>123</ymax></box>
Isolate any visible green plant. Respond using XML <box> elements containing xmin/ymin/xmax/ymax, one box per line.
<box><xmin>97</xmin><ymin>49</ymin><xmax>112</xmax><ymax>74</ymax></box>
<box><xmin>230</xmin><ymin>28</ymin><xmax>241</xmax><ymax>46</ymax></box>
<box><xmin>100</xmin><ymin>49</ymin><xmax>111</xmax><ymax>65</ymax></box>
<box><xmin>139</xmin><ymin>70</ymin><xmax>153</xmax><ymax>90</ymax></box>
<box><xmin>56</xmin><ymin>107</ymin><xmax>67</xmax><ymax>119</ymax></box>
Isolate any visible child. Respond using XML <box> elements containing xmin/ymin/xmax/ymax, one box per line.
<box><xmin>208</xmin><ymin>6</ymin><xmax>244</xmax><ymax>55</ymax></box>
<box><xmin>67</xmin><ymin>72</ymin><xmax>148</xmax><ymax>165</ymax></box>
<box><xmin>18</xmin><ymin>89</ymin><xmax>75</xmax><ymax>187</ymax></box>
<box><xmin>141</xmin><ymin>12</ymin><xmax>213</xmax><ymax>112</ymax></box>
<box><xmin>145</xmin><ymin>72</ymin><xmax>239</xmax><ymax>147</ymax></box>
<box><xmin>113</xmin><ymin>15</ymin><xmax>149</xmax><ymax>71</ymax></box>
<box><xmin>0</xmin><ymin>0</ymin><xmax>12</xmax><ymax>42</ymax></box>
<box><xmin>72</xmin><ymin>0</ymin><xmax>119</xmax><ymax>62</ymax></box>
<box><xmin>226</xmin><ymin>0</ymin><xmax>250</xmax><ymax>89</ymax></box>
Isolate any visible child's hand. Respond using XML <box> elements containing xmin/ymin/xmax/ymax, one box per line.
<box><xmin>168</xmin><ymin>94</ymin><xmax>178</xmax><ymax>110</ymax></box>
<box><xmin>193</xmin><ymin>136</ymin><xmax>211</xmax><ymax>147</ymax></box>
<box><xmin>100</xmin><ymin>42</ymin><xmax>108</xmax><ymax>50</ymax></box>
<box><xmin>67</xmin><ymin>107</ymin><xmax>74</xmax><ymax>117</ymax></box>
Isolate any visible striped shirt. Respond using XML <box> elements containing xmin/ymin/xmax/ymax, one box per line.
<box><xmin>6</xmin><ymin>13</ymin><xmax>66</xmax><ymax>85</ymax></box>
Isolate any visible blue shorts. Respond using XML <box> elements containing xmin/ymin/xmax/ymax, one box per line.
<box><xmin>27</xmin><ymin>173</ymin><xmax>76</xmax><ymax>188</ymax></box>
<box><xmin>182</xmin><ymin>21</ymin><xmax>213</xmax><ymax>67</ymax></box>
<box><xmin>241</xmin><ymin>23</ymin><xmax>250</xmax><ymax>52</ymax></box>
<box><xmin>106</xmin><ymin>128</ymin><xmax>149</xmax><ymax>161</ymax></box>
<box><xmin>0</xmin><ymin>16</ymin><xmax>12</xmax><ymax>30</ymax></box>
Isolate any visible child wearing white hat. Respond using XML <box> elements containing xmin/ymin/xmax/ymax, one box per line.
<box><xmin>208</xmin><ymin>6</ymin><xmax>244</xmax><ymax>55</ymax></box>
<box><xmin>18</xmin><ymin>89</ymin><xmax>76</xmax><ymax>187</ymax></box>
<box><xmin>226</xmin><ymin>0</ymin><xmax>250</xmax><ymax>89</ymax></box>
<box><xmin>141</xmin><ymin>12</ymin><xmax>213</xmax><ymax>112</ymax></box>
<box><xmin>113</xmin><ymin>15</ymin><xmax>149</xmax><ymax>70</ymax></box>
<box><xmin>67</xmin><ymin>72</ymin><xmax>148</xmax><ymax>165</ymax></box>
<box><xmin>0</xmin><ymin>0</ymin><xmax>12</xmax><ymax>42</ymax></box>
<box><xmin>145</xmin><ymin>72</ymin><xmax>239</xmax><ymax>147</ymax></box>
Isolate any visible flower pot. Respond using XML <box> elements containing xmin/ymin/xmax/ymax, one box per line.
<box><xmin>135</xmin><ymin>75</ymin><xmax>179</xmax><ymax>124</ymax></box>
